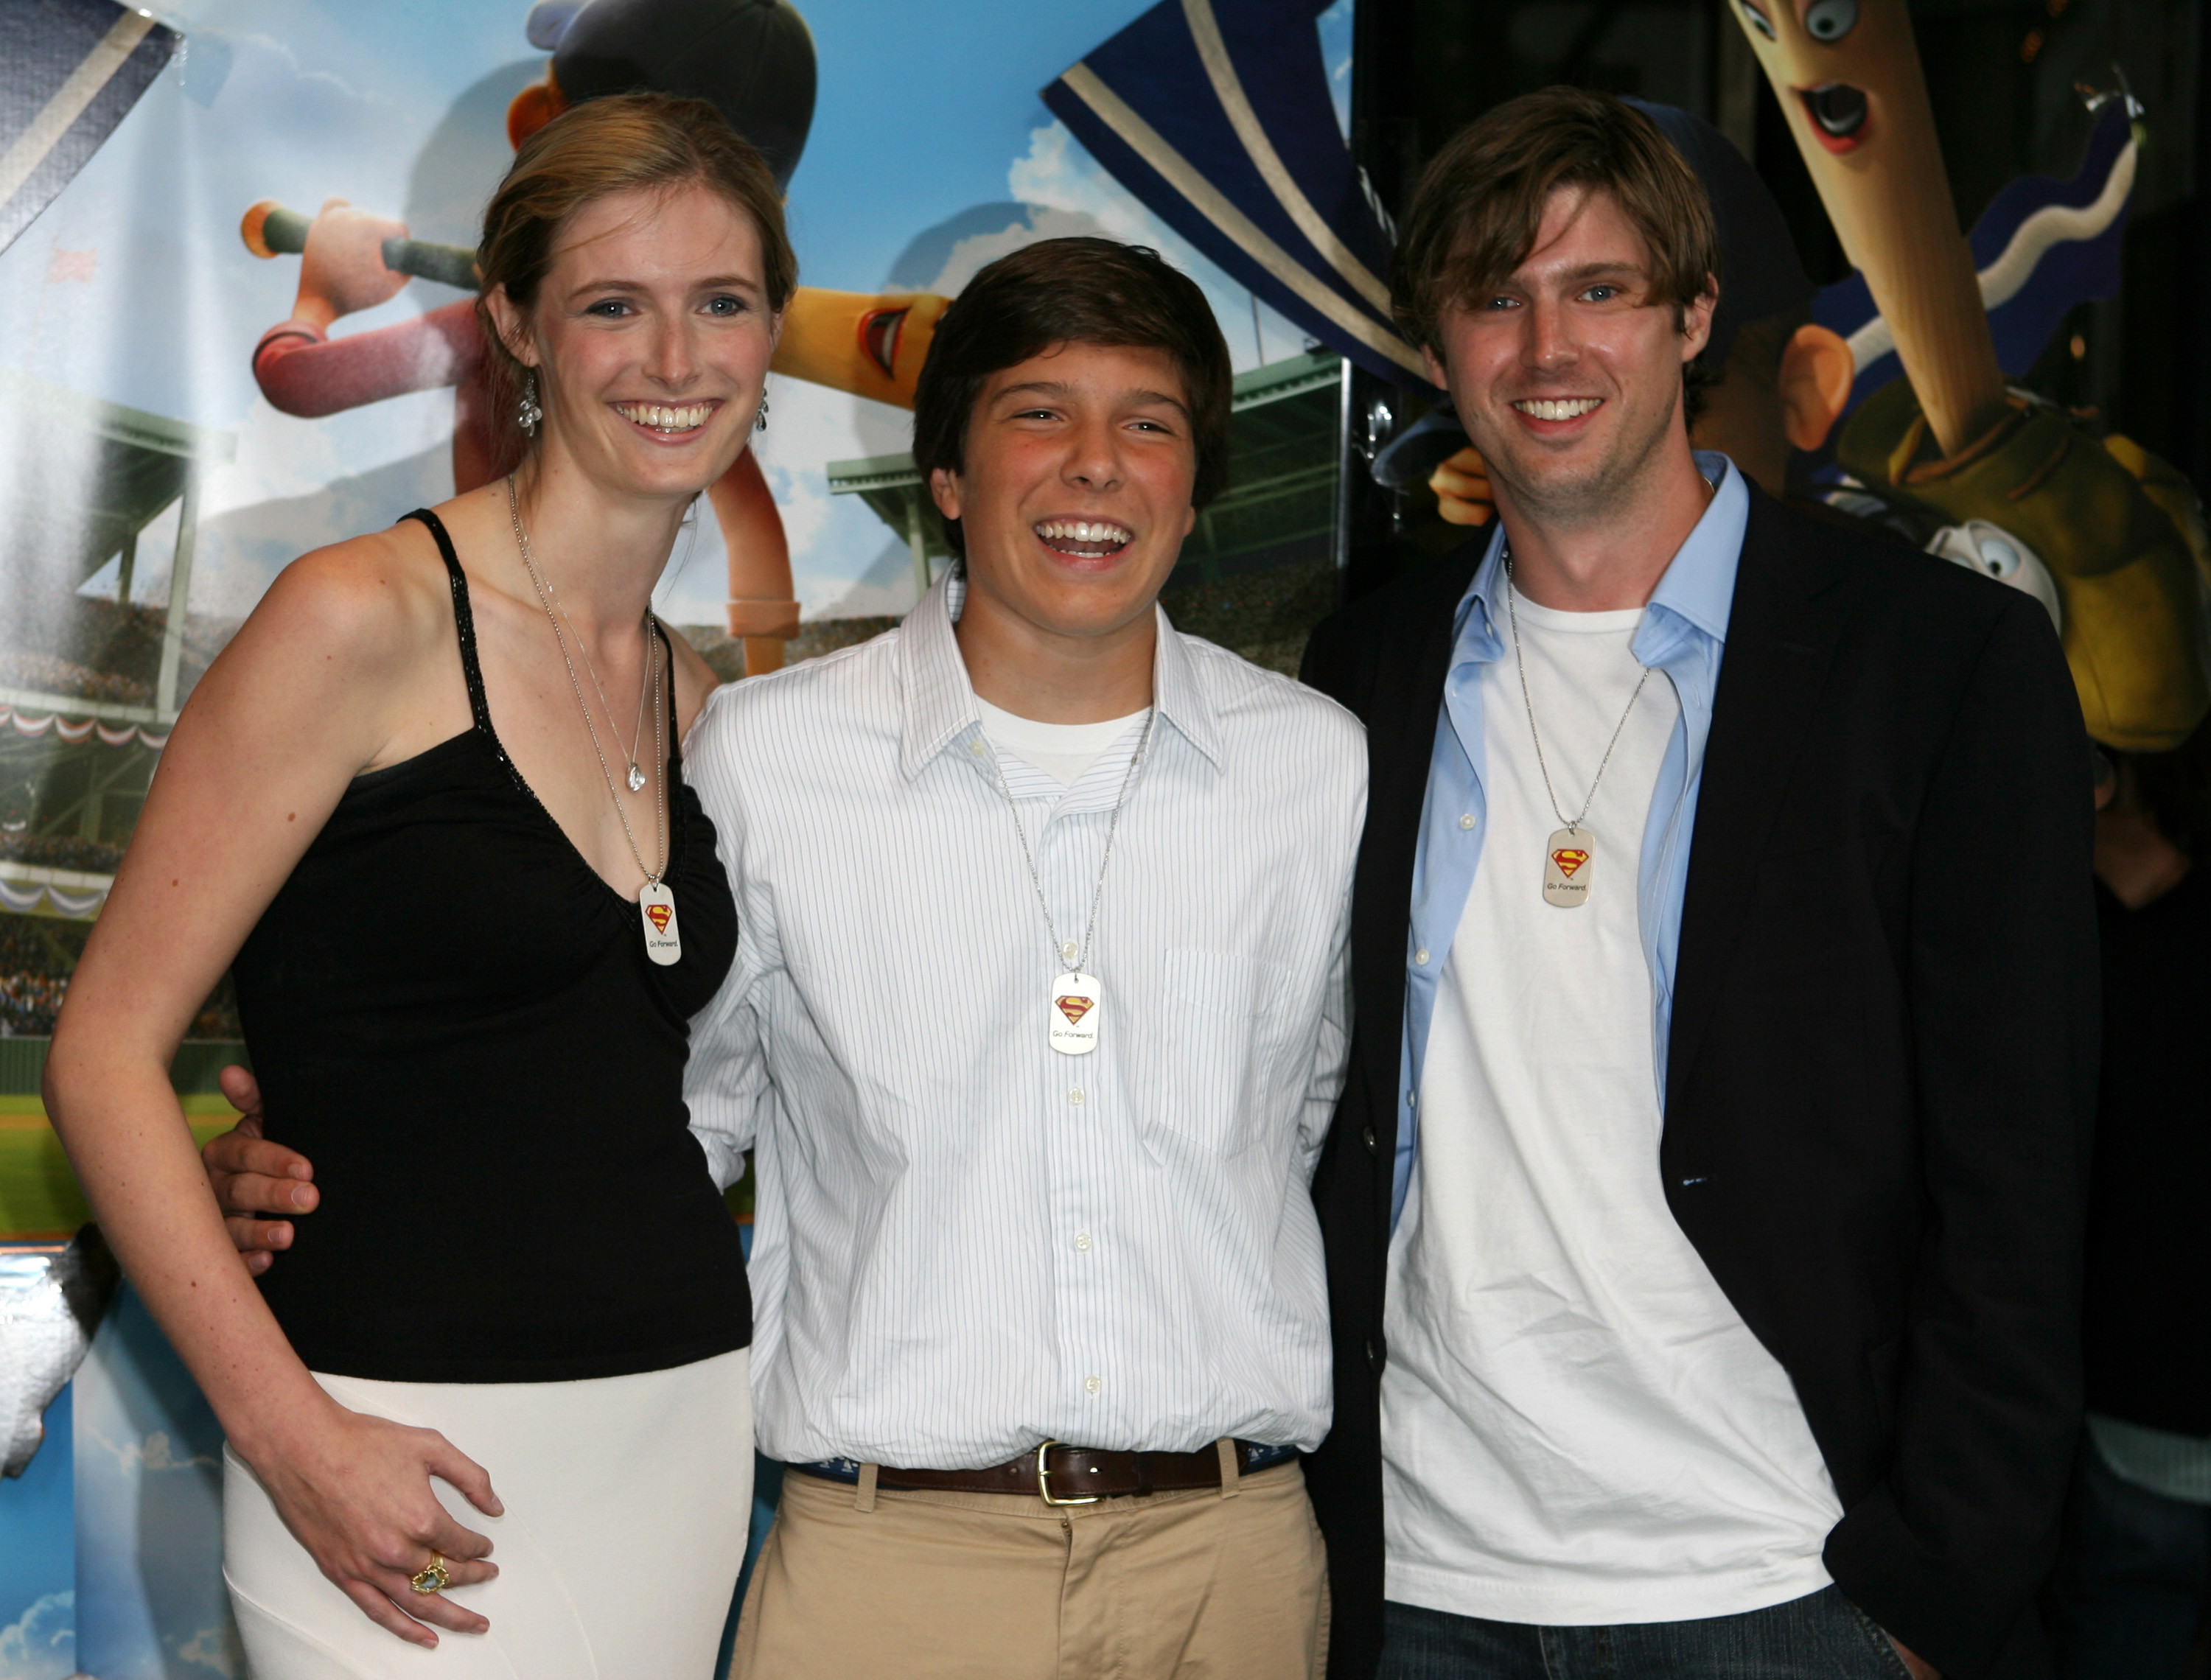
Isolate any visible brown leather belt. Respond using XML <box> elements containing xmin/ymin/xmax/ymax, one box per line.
<box><xmin>792</xmin><ymin>1440</ymin><xmax>1297</xmax><ymax>1505</ymax></box>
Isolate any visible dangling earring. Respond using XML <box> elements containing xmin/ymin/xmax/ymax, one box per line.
<box><xmin>754</xmin><ymin>382</ymin><xmax>770</xmax><ymax>433</ymax></box>
<box><xmin>517</xmin><ymin>370</ymin><xmax>542</xmax><ymax>437</ymax></box>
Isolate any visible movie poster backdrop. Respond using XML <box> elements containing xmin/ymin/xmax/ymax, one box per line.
<box><xmin>0</xmin><ymin>3</ymin><xmax>1352</xmax><ymax>1674</ymax></box>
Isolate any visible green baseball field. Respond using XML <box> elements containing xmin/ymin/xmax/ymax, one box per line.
<box><xmin>0</xmin><ymin>1096</ymin><xmax>242</xmax><ymax>1239</ymax></box>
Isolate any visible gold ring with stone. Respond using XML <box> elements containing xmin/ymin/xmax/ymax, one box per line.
<box><xmin>408</xmin><ymin>1552</ymin><xmax>450</xmax><ymax>1595</ymax></box>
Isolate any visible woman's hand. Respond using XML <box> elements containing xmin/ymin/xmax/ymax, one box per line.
<box><xmin>247</xmin><ymin>1396</ymin><xmax>506</xmax><ymax>1646</ymax></box>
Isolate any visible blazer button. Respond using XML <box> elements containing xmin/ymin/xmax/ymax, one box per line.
<box><xmin>1362</xmin><ymin>1124</ymin><xmax>1377</xmax><ymax>1155</ymax></box>
<box><xmin>1366</xmin><ymin>1336</ymin><xmax>1386</xmax><ymax>1375</ymax></box>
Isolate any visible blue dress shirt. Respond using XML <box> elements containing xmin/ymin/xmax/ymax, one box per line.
<box><xmin>1393</xmin><ymin>452</ymin><xmax>1749</xmax><ymax>1226</ymax></box>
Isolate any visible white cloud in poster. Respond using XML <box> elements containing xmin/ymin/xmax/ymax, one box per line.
<box><xmin>228</xmin><ymin>30</ymin><xmax>394</xmax><ymax>116</ymax></box>
<box><xmin>919</xmin><ymin>205</ymin><xmax>1110</xmax><ymax>299</ymax></box>
<box><xmin>0</xmin><ymin>1592</ymin><xmax>74</xmax><ymax>1680</ymax></box>
<box><xmin>80</xmin><ymin>1418</ymin><xmax>220</xmax><ymax>1478</ymax></box>
<box><xmin>1007</xmin><ymin>122</ymin><xmax>1306</xmax><ymax>372</ymax></box>
<box><xmin>177</xmin><ymin>1620</ymin><xmax>245</xmax><ymax>1679</ymax></box>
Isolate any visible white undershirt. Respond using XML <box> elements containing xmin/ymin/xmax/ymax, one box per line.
<box><xmin>975</xmin><ymin>696</ymin><xmax>1151</xmax><ymax>786</ymax></box>
<box><xmin>1380</xmin><ymin>589</ymin><xmax>1841</xmax><ymax>1626</ymax></box>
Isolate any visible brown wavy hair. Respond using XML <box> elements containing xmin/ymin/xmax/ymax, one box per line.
<box><xmin>475</xmin><ymin>91</ymin><xmax>797</xmax><ymax>450</ymax></box>
<box><xmin>1391</xmin><ymin>86</ymin><xmax>1721</xmax><ymax>416</ymax></box>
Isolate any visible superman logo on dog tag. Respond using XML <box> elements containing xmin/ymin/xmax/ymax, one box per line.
<box><xmin>1543</xmin><ymin>827</ymin><xmax>1595</xmax><ymax>909</ymax></box>
<box><xmin>1049</xmin><ymin>973</ymin><xmax>1101</xmax><ymax>1054</ymax></box>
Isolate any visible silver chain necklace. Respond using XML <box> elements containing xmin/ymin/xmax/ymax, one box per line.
<box><xmin>1503</xmin><ymin>551</ymin><xmax>1651</xmax><ymax>910</ymax></box>
<box><xmin>987</xmin><ymin>709</ymin><xmax>1155</xmax><ymax>1054</ymax></box>
<box><xmin>550</xmin><ymin>578</ymin><xmax>654</xmax><ymax>794</ymax></box>
<box><xmin>506</xmin><ymin>476</ymin><xmax>682</xmax><ymax>964</ymax></box>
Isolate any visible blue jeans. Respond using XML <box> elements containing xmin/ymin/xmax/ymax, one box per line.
<box><xmin>1380</xmin><ymin>1587</ymin><xmax>1912</xmax><ymax>1679</ymax></box>
<box><xmin>2044</xmin><ymin>1434</ymin><xmax>2211</xmax><ymax>1680</ymax></box>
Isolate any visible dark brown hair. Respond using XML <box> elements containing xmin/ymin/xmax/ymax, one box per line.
<box><xmin>912</xmin><ymin>237</ymin><xmax>1232</xmax><ymax>555</ymax></box>
<box><xmin>476</xmin><ymin>91</ymin><xmax>798</xmax><ymax>450</ymax></box>
<box><xmin>1392</xmin><ymin>86</ymin><xmax>1720</xmax><ymax>407</ymax></box>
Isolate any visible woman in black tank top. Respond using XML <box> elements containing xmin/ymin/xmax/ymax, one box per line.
<box><xmin>46</xmin><ymin>96</ymin><xmax>793</xmax><ymax>1675</ymax></box>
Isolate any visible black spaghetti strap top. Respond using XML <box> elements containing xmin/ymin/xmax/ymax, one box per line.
<box><xmin>231</xmin><ymin>509</ymin><xmax>747</xmax><ymax>1382</ymax></box>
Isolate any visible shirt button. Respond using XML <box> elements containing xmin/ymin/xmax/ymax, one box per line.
<box><xmin>1408</xmin><ymin>1090</ymin><xmax>1418</xmax><ymax>1110</ymax></box>
<box><xmin>1414</xmin><ymin>948</ymin><xmax>1430</xmax><ymax>966</ymax></box>
<box><xmin>1068</xmin><ymin>1088</ymin><xmax>1086</xmax><ymax>1106</ymax></box>
<box><xmin>1460</xmin><ymin>812</ymin><xmax>1477</xmax><ymax>830</ymax></box>
<box><xmin>968</xmin><ymin>739</ymin><xmax>988</xmax><ymax>756</ymax></box>
<box><xmin>1075</xmin><ymin>1232</ymin><xmax>1093</xmax><ymax>1251</ymax></box>
<box><xmin>1083</xmin><ymin>1375</ymin><xmax>1101</xmax><ymax>1395</ymax></box>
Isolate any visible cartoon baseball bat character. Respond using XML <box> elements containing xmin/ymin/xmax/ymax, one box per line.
<box><xmin>238</xmin><ymin>0</ymin><xmax>951</xmax><ymax>676</ymax></box>
<box><xmin>1729</xmin><ymin>0</ymin><xmax>2210</xmax><ymax>752</ymax></box>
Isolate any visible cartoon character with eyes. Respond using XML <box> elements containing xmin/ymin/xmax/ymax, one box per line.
<box><xmin>244</xmin><ymin>0</ymin><xmax>952</xmax><ymax>676</ymax></box>
<box><xmin>1419</xmin><ymin>19</ymin><xmax>2207</xmax><ymax>752</ymax></box>
<box><xmin>1730</xmin><ymin>0</ymin><xmax>2209</xmax><ymax>752</ymax></box>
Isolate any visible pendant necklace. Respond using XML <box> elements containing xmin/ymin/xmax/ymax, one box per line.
<box><xmin>530</xmin><ymin>535</ymin><xmax>654</xmax><ymax>793</ymax></box>
<box><xmin>989</xmin><ymin>710</ymin><xmax>1155</xmax><ymax>1054</ymax></box>
<box><xmin>1503</xmin><ymin>551</ymin><xmax>1651</xmax><ymax>909</ymax></box>
<box><xmin>507</xmin><ymin>477</ymin><xmax>681</xmax><ymax>963</ymax></box>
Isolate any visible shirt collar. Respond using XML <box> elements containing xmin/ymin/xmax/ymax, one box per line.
<box><xmin>898</xmin><ymin>570</ymin><xmax>982</xmax><ymax>780</ymax></box>
<box><xmin>898</xmin><ymin>569</ymin><xmax>1223</xmax><ymax>780</ymax></box>
<box><xmin>1647</xmin><ymin>451</ymin><xmax>1746</xmax><ymax>649</ymax></box>
<box><xmin>1452</xmin><ymin>449</ymin><xmax>1747</xmax><ymax>665</ymax></box>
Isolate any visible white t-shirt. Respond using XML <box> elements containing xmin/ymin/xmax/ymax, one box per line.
<box><xmin>1380</xmin><ymin>589</ymin><xmax>1842</xmax><ymax>1626</ymax></box>
<box><xmin>976</xmin><ymin>696</ymin><xmax>1151</xmax><ymax>786</ymax></box>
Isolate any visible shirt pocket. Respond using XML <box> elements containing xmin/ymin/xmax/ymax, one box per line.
<box><xmin>1142</xmin><ymin>946</ymin><xmax>1286</xmax><ymax>1158</ymax></box>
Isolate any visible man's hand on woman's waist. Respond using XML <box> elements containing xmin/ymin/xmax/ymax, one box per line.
<box><xmin>205</xmin><ymin>1065</ymin><xmax>318</xmax><ymax>1273</ymax></box>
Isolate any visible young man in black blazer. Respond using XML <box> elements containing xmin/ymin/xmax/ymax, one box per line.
<box><xmin>1300</xmin><ymin>87</ymin><xmax>2096</xmax><ymax>1680</ymax></box>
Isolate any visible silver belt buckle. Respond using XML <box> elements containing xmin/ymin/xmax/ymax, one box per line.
<box><xmin>1035</xmin><ymin>1441</ymin><xmax>1100</xmax><ymax>1506</ymax></box>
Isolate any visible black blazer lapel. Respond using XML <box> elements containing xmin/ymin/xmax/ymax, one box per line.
<box><xmin>1666</xmin><ymin>490</ymin><xmax>1849</xmax><ymax>1116</ymax></box>
<box><xmin>1349</xmin><ymin>551</ymin><xmax>1481</xmax><ymax>1140</ymax></box>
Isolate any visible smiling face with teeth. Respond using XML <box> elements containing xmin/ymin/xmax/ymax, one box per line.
<box><xmin>927</xmin><ymin>340</ymin><xmax>1198</xmax><ymax>710</ymax></box>
<box><xmin>485</xmin><ymin>181</ymin><xmax>778</xmax><ymax>503</ymax></box>
<box><xmin>1424</xmin><ymin>185</ymin><xmax>1714</xmax><ymax>532</ymax></box>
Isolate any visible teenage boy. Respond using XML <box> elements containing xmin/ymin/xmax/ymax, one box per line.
<box><xmin>1299</xmin><ymin>88</ymin><xmax>2096</xmax><ymax>1680</ymax></box>
<box><xmin>207</xmin><ymin>237</ymin><xmax>1363</xmax><ymax>1679</ymax></box>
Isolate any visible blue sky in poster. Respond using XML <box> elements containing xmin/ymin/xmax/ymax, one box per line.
<box><xmin>0</xmin><ymin>1378</ymin><xmax>74</xmax><ymax>1680</ymax></box>
<box><xmin>0</xmin><ymin>0</ymin><xmax>1352</xmax><ymax>629</ymax></box>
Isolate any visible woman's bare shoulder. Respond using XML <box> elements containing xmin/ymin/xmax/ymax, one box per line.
<box><xmin>178</xmin><ymin>522</ymin><xmax>463</xmax><ymax>766</ymax></box>
<box><xmin>243</xmin><ymin>519</ymin><xmax>457</xmax><ymax>673</ymax></box>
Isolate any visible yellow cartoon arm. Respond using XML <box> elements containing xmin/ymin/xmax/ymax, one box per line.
<box><xmin>1837</xmin><ymin>382</ymin><xmax>2211</xmax><ymax>752</ymax></box>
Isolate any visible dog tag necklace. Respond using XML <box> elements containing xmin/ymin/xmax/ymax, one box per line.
<box><xmin>991</xmin><ymin>710</ymin><xmax>1155</xmax><ymax>1054</ymax></box>
<box><xmin>509</xmin><ymin>477</ymin><xmax>681</xmax><ymax>963</ymax></box>
<box><xmin>1503</xmin><ymin>553</ymin><xmax>1650</xmax><ymax>909</ymax></box>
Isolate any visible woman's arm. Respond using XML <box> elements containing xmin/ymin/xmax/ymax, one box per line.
<box><xmin>46</xmin><ymin>532</ymin><xmax>504</xmax><ymax>1646</ymax></box>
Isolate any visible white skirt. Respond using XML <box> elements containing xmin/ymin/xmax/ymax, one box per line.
<box><xmin>223</xmin><ymin>1348</ymin><xmax>752</xmax><ymax>1680</ymax></box>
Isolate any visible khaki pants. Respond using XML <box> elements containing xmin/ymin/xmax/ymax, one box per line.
<box><xmin>731</xmin><ymin>1453</ymin><xmax>1330</xmax><ymax>1680</ymax></box>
